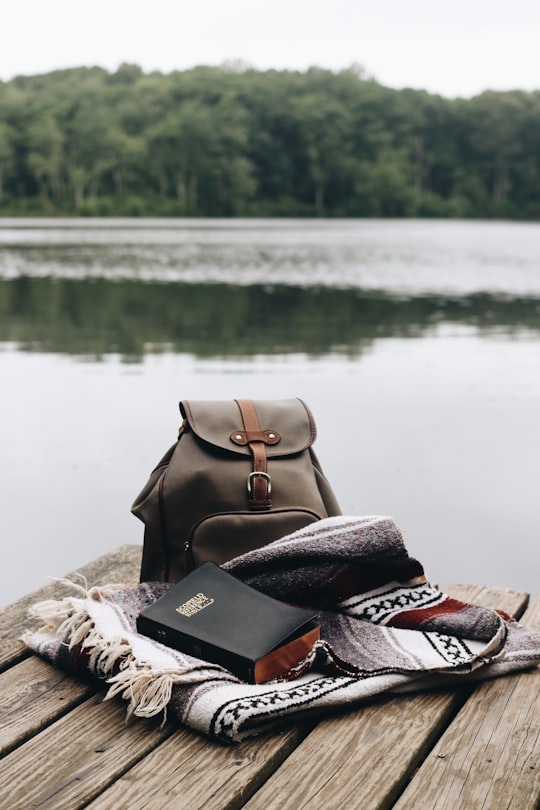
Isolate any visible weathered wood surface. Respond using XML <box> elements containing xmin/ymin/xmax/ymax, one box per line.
<box><xmin>86</xmin><ymin>725</ymin><xmax>313</xmax><ymax>810</ymax></box>
<box><xmin>1</xmin><ymin>545</ymin><xmax>538</xmax><ymax>810</ymax></box>
<box><xmin>1</xmin><ymin>694</ymin><xmax>172</xmax><ymax>810</ymax></box>
<box><xmin>0</xmin><ymin>656</ymin><xmax>95</xmax><ymax>757</ymax></box>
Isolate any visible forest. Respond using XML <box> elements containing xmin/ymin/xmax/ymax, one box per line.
<box><xmin>0</xmin><ymin>63</ymin><xmax>539</xmax><ymax>219</ymax></box>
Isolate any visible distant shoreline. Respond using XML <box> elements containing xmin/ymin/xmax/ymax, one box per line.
<box><xmin>2</xmin><ymin>66</ymin><xmax>539</xmax><ymax>221</ymax></box>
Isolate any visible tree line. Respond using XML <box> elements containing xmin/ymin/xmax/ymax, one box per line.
<box><xmin>1</xmin><ymin>63</ymin><xmax>539</xmax><ymax>218</ymax></box>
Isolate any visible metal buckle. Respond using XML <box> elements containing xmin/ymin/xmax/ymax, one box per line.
<box><xmin>247</xmin><ymin>471</ymin><xmax>272</xmax><ymax>496</ymax></box>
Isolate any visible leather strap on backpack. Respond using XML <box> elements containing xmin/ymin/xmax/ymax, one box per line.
<box><xmin>232</xmin><ymin>399</ymin><xmax>280</xmax><ymax>510</ymax></box>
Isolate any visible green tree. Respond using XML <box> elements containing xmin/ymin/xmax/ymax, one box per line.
<box><xmin>0</xmin><ymin>122</ymin><xmax>15</xmax><ymax>200</ymax></box>
<box><xmin>25</xmin><ymin>116</ymin><xmax>63</xmax><ymax>205</ymax></box>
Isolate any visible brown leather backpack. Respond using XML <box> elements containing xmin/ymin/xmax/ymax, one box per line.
<box><xmin>132</xmin><ymin>398</ymin><xmax>341</xmax><ymax>582</ymax></box>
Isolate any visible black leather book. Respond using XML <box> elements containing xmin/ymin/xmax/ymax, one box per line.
<box><xmin>137</xmin><ymin>562</ymin><xmax>320</xmax><ymax>683</ymax></box>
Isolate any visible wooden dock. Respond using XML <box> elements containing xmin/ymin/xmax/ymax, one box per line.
<box><xmin>1</xmin><ymin>545</ymin><xmax>538</xmax><ymax>809</ymax></box>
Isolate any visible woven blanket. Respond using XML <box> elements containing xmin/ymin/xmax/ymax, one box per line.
<box><xmin>24</xmin><ymin>516</ymin><xmax>540</xmax><ymax>743</ymax></box>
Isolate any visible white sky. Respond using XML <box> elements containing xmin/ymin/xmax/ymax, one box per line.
<box><xmin>1</xmin><ymin>0</ymin><xmax>540</xmax><ymax>98</ymax></box>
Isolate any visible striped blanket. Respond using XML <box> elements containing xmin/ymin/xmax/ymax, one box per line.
<box><xmin>24</xmin><ymin>516</ymin><xmax>540</xmax><ymax>743</ymax></box>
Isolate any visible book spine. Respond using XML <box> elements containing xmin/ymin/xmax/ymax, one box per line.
<box><xmin>136</xmin><ymin>616</ymin><xmax>255</xmax><ymax>683</ymax></box>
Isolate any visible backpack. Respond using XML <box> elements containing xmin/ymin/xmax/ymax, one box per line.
<box><xmin>132</xmin><ymin>398</ymin><xmax>341</xmax><ymax>582</ymax></box>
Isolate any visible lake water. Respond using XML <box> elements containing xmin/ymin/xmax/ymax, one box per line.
<box><xmin>1</xmin><ymin>218</ymin><xmax>539</xmax><ymax>607</ymax></box>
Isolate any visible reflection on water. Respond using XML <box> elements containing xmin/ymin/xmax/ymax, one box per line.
<box><xmin>1</xmin><ymin>218</ymin><xmax>539</xmax><ymax>361</ymax></box>
<box><xmin>1</xmin><ymin>276</ymin><xmax>539</xmax><ymax>359</ymax></box>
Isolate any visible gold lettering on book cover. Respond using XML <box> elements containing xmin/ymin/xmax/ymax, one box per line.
<box><xmin>176</xmin><ymin>592</ymin><xmax>215</xmax><ymax>617</ymax></box>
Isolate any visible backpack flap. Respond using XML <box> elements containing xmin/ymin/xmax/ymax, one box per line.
<box><xmin>180</xmin><ymin>398</ymin><xmax>317</xmax><ymax>511</ymax></box>
<box><xmin>180</xmin><ymin>398</ymin><xmax>316</xmax><ymax>456</ymax></box>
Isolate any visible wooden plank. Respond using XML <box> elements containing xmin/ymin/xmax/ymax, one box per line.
<box><xmin>0</xmin><ymin>692</ymin><xmax>173</xmax><ymax>810</ymax></box>
<box><xmin>0</xmin><ymin>656</ymin><xmax>95</xmax><ymax>756</ymax></box>
<box><xmin>245</xmin><ymin>690</ymin><xmax>467</xmax><ymax>810</ymax></box>
<box><xmin>393</xmin><ymin>594</ymin><xmax>540</xmax><ymax>810</ymax></box>
<box><xmin>523</xmin><ymin>593</ymin><xmax>540</xmax><ymax>633</ymax></box>
<box><xmin>445</xmin><ymin>583</ymin><xmax>530</xmax><ymax>620</ymax></box>
<box><xmin>85</xmin><ymin>725</ymin><xmax>314</xmax><ymax>810</ymax></box>
<box><xmin>241</xmin><ymin>585</ymin><xmax>528</xmax><ymax>810</ymax></box>
<box><xmin>0</xmin><ymin>544</ymin><xmax>141</xmax><ymax>672</ymax></box>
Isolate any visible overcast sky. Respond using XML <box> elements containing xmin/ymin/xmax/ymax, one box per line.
<box><xmin>2</xmin><ymin>0</ymin><xmax>540</xmax><ymax>98</ymax></box>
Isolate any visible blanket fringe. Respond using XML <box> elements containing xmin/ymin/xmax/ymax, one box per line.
<box><xmin>26</xmin><ymin>595</ymin><xmax>96</xmax><ymax>648</ymax></box>
<box><xmin>49</xmin><ymin>575</ymin><xmax>127</xmax><ymax>601</ymax></box>
<box><xmin>49</xmin><ymin>574</ymin><xmax>90</xmax><ymax>596</ymax></box>
<box><xmin>26</xmin><ymin>577</ymin><xmax>126</xmax><ymax>630</ymax></box>
<box><xmin>88</xmin><ymin>635</ymin><xmax>133</xmax><ymax>674</ymax></box>
<box><xmin>26</xmin><ymin>598</ymin><xmax>74</xmax><ymax>629</ymax></box>
<box><xmin>105</xmin><ymin>667</ymin><xmax>180</xmax><ymax>722</ymax></box>
<box><xmin>24</xmin><ymin>580</ymin><xmax>193</xmax><ymax>725</ymax></box>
